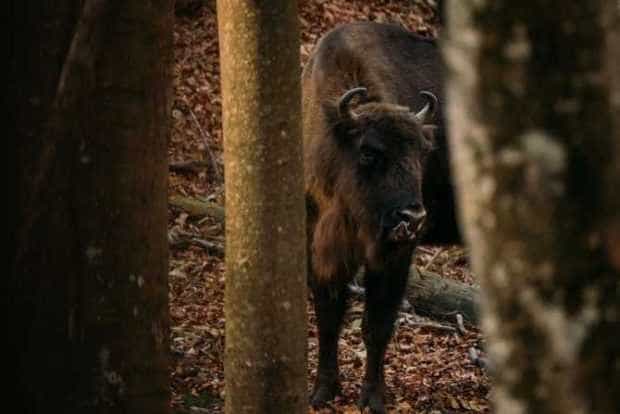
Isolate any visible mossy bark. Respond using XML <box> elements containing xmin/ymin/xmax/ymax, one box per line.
<box><xmin>217</xmin><ymin>1</ymin><xmax>307</xmax><ymax>413</ymax></box>
<box><xmin>9</xmin><ymin>1</ymin><xmax>173</xmax><ymax>413</ymax></box>
<box><xmin>444</xmin><ymin>1</ymin><xmax>619</xmax><ymax>413</ymax></box>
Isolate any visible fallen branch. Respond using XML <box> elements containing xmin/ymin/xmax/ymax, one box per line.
<box><xmin>168</xmin><ymin>226</ymin><xmax>224</xmax><ymax>257</ymax></box>
<box><xmin>169</xmin><ymin>195</ymin><xmax>225</xmax><ymax>222</ymax></box>
<box><xmin>399</xmin><ymin>313</ymin><xmax>457</xmax><ymax>333</ymax></box>
<box><xmin>169</xmin><ymin>159</ymin><xmax>209</xmax><ymax>173</ymax></box>
<box><xmin>188</xmin><ymin>107</ymin><xmax>221</xmax><ymax>182</ymax></box>
<box><xmin>422</xmin><ymin>247</ymin><xmax>444</xmax><ymax>271</ymax></box>
<box><xmin>171</xmin><ymin>237</ymin><xmax>224</xmax><ymax>257</ymax></box>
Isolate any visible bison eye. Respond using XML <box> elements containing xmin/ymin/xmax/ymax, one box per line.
<box><xmin>359</xmin><ymin>149</ymin><xmax>379</xmax><ymax>167</ymax></box>
<box><xmin>357</xmin><ymin>133</ymin><xmax>385</xmax><ymax>167</ymax></box>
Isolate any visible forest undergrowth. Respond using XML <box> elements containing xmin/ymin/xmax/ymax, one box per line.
<box><xmin>168</xmin><ymin>1</ymin><xmax>490</xmax><ymax>412</ymax></box>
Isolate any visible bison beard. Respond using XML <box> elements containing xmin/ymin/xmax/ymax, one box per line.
<box><xmin>303</xmin><ymin>22</ymin><xmax>457</xmax><ymax>413</ymax></box>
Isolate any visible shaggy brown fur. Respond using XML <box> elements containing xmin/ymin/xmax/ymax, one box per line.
<box><xmin>303</xmin><ymin>22</ymin><xmax>458</xmax><ymax>281</ymax></box>
<box><xmin>303</xmin><ymin>22</ymin><xmax>460</xmax><ymax>414</ymax></box>
<box><xmin>307</xmin><ymin>101</ymin><xmax>433</xmax><ymax>282</ymax></box>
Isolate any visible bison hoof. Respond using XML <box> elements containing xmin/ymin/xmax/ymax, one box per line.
<box><xmin>358</xmin><ymin>383</ymin><xmax>386</xmax><ymax>414</ymax></box>
<box><xmin>310</xmin><ymin>380</ymin><xmax>341</xmax><ymax>407</ymax></box>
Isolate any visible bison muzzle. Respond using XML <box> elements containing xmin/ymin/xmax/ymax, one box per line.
<box><xmin>303</xmin><ymin>22</ymin><xmax>459</xmax><ymax>413</ymax></box>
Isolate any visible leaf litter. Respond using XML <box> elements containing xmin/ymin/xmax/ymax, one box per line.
<box><xmin>169</xmin><ymin>1</ymin><xmax>490</xmax><ymax>412</ymax></box>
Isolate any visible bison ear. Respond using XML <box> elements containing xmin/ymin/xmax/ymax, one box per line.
<box><xmin>422</xmin><ymin>124</ymin><xmax>438</xmax><ymax>143</ymax></box>
<box><xmin>421</xmin><ymin>124</ymin><xmax>438</xmax><ymax>151</ymax></box>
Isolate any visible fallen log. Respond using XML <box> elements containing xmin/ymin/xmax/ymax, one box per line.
<box><xmin>169</xmin><ymin>195</ymin><xmax>225</xmax><ymax>222</ymax></box>
<box><xmin>168</xmin><ymin>195</ymin><xmax>480</xmax><ymax>325</ymax></box>
<box><xmin>407</xmin><ymin>266</ymin><xmax>479</xmax><ymax>325</ymax></box>
<box><xmin>352</xmin><ymin>265</ymin><xmax>479</xmax><ymax>326</ymax></box>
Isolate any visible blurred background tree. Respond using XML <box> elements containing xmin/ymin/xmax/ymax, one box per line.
<box><xmin>9</xmin><ymin>1</ymin><xmax>173</xmax><ymax>412</ymax></box>
<box><xmin>445</xmin><ymin>1</ymin><xmax>619</xmax><ymax>413</ymax></box>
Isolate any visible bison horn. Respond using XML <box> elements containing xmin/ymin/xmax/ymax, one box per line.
<box><xmin>414</xmin><ymin>91</ymin><xmax>438</xmax><ymax>123</ymax></box>
<box><xmin>338</xmin><ymin>87</ymin><xmax>368</xmax><ymax>119</ymax></box>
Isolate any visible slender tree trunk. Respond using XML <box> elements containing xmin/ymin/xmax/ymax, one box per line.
<box><xmin>9</xmin><ymin>1</ymin><xmax>173</xmax><ymax>413</ymax></box>
<box><xmin>444</xmin><ymin>2</ymin><xmax>620</xmax><ymax>413</ymax></box>
<box><xmin>217</xmin><ymin>1</ymin><xmax>307</xmax><ymax>413</ymax></box>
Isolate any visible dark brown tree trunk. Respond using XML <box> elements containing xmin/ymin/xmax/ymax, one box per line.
<box><xmin>9</xmin><ymin>1</ymin><xmax>173</xmax><ymax>413</ymax></box>
<box><xmin>445</xmin><ymin>1</ymin><xmax>619</xmax><ymax>413</ymax></box>
<box><xmin>217</xmin><ymin>1</ymin><xmax>307</xmax><ymax>413</ymax></box>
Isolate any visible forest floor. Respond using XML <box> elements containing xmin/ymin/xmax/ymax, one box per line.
<box><xmin>168</xmin><ymin>1</ymin><xmax>490</xmax><ymax>412</ymax></box>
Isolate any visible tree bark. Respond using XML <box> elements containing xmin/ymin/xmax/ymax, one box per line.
<box><xmin>9</xmin><ymin>1</ymin><xmax>173</xmax><ymax>413</ymax></box>
<box><xmin>444</xmin><ymin>2</ymin><xmax>620</xmax><ymax>413</ymax></box>
<box><xmin>217</xmin><ymin>1</ymin><xmax>307</xmax><ymax>413</ymax></box>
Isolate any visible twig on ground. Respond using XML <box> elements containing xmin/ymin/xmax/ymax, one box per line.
<box><xmin>188</xmin><ymin>107</ymin><xmax>221</xmax><ymax>182</ymax></box>
<box><xmin>170</xmin><ymin>236</ymin><xmax>224</xmax><ymax>257</ymax></box>
<box><xmin>423</xmin><ymin>247</ymin><xmax>444</xmax><ymax>271</ymax></box>
<box><xmin>168</xmin><ymin>226</ymin><xmax>224</xmax><ymax>257</ymax></box>
<box><xmin>169</xmin><ymin>159</ymin><xmax>209</xmax><ymax>173</ymax></box>
<box><xmin>188</xmin><ymin>238</ymin><xmax>224</xmax><ymax>256</ymax></box>
<box><xmin>447</xmin><ymin>248</ymin><xmax>469</xmax><ymax>267</ymax></box>
<box><xmin>399</xmin><ymin>313</ymin><xmax>456</xmax><ymax>333</ymax></box>
<box><xmin>189</xmin><ymin>406</ymin><xmax>211</xmax><ymax>414</ymax></box>
<box><xmin>456</xmin><ymin>313</ymin><xmax>467</xmax><ymax>335</ymax></box>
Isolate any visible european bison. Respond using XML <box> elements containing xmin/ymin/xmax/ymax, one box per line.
<box><xmin>303</xmin><ymin>22</ymin><xmax>460</xmax><ymax>412</ymax></box>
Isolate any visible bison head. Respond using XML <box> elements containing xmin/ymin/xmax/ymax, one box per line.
<box><xmin>313</xmin><ymin>87</ymin><xmax>437</xmax><ymax>275</ymax></box>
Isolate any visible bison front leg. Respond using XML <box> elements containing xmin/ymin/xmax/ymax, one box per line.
<box><xmin>310</xmin><ymin>280</ymin><xmax>350</xmax><ymax>407</ymax></box>
<box><xmin>359</xmin><ymin>266</ymin><xmax>409</xmax><ymax>414</ymax></box>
